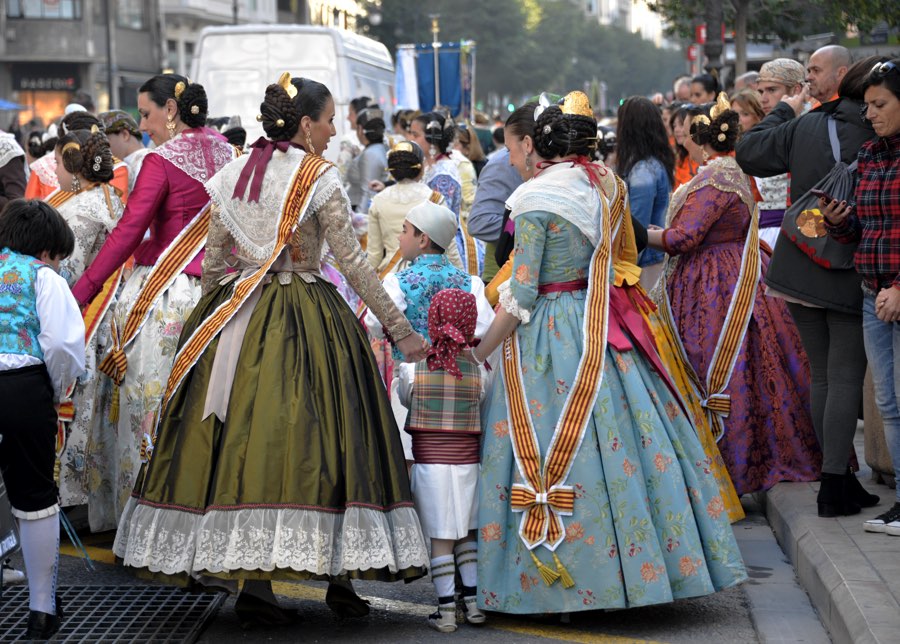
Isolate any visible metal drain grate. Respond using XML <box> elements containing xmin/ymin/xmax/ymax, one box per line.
<box><xmin>0</xmin><ymin>585</ymin><xmax>226</xmax><ymax>643</ymax></box>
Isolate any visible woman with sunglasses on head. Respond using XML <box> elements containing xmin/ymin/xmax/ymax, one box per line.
<box><xmin>824</xmin><ymin>59</ymin><xmax>900</xmax><ymax>534</ymax></box>
<box><xmin>736</xmin><ymin>57</ymin><xmax>885</xmax><ymax>517</ymax></box>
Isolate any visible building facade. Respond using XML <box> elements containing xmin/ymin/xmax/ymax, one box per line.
<box><xmin>0</xmin><ymin>0</ymin><xmax>162</xmax><ymax>128</ymax></box>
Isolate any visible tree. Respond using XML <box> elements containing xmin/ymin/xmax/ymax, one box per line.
<box><xmin>648</xmin><ymin>0</ymin><xmax>900</xmax><ymax>75</ymax></box>
<box><xmin>360</xmin><ymin>0</ymin><xmax>686</xmax><ymax>112</ymax></box>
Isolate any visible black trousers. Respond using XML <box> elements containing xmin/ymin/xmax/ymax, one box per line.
<box><xmin>0</xmin><ymin>364</ymin><xmax>58</xmax><ymax>514</ymax></box>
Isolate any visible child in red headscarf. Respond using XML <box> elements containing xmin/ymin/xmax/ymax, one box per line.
<box><xmin>399</xmin><ymin>288</ymin><xmax>493</xmax><ymax>633</ymax></box>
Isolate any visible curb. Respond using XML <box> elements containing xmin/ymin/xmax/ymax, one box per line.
<box><xmin>759</xmin><ymin>482</ymin><xmax>900</xmax><ymax>644</ymax></box>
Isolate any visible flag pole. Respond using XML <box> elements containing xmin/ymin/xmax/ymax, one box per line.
<box><xmin>430</xmin><ymin>15</ymin><xmax>441</xmax><ymax>109</ymax></box>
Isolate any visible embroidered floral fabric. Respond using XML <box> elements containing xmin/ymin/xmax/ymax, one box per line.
<box><xmin>478</xmin><ymin>209</ymin><xmax>747</xmax><ymax>614</ymax></box>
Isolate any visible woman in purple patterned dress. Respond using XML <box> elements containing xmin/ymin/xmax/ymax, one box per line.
<box><xmin>647</xmin><ymin>97</ymin><xmax>821</xmax><ymax>495</ymax></box>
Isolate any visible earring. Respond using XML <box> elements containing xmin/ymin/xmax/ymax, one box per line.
<box><xmin>525</xmin><ymin>155</ymin><xmax>532</xmax><ymax>172</ymax></box>
<box><xmin>166</xmin><ymin>116</ymin><xmax>176</xmax><ymax>139</ymax></box>
<box><xmin>71</xmin><ymin>175</ymin><xmax>82</xmax><ymax>193</ymax></box>
<box><xmin>701</xmin><ymin>148</ymin><xmax>710</xmax><ymax>164</ymax></box>
<box><xmin>429</xmin><ymin>145</ymin><xmax>438</xmax><ymax>159</ymax></box>
<box><xmin>305</xmin><ymin>131</ymin><xmax>316</xmax><ymax>155</ymax></box>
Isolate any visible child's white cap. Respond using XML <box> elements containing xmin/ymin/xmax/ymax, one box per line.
<box><xmin>405</xmin><ymin>200</ymin><xmax>458</xmax><ymax>251</ymax></box>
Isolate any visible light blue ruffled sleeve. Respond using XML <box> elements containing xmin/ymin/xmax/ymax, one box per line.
<box><xmin>499</xmin><ymin>210</ymin><xmax>548</xmax><ymax>324</ymax></box>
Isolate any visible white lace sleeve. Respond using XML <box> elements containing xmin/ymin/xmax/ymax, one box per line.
<box><xmin>497</xmin><ymin>279</ymin><xmax>530</xmax><ymax>324</ymax></box>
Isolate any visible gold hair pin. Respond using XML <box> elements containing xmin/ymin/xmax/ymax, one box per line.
<box><xmin>278</xmin><ymin>72</ymin><xmax>298</xmax><ymax>99</ymax></box>
<box><xmin>90</xmin><ymin>124</ymin><xmax>100</xmax><ymax>134</ymax></box>
<box><xmin>174</xmin><ymin>81</ymin><xmax>186</xmax><ymax>99</ymax></box>
<box><xmin>61</xmin><ymin>141</ymin><xmax>81</xmax><ymax>155</ymax></box>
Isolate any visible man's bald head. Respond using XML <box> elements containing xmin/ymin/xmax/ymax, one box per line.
<box><xmin>806</xmin><ymin>45</ymin><xmax>851</xmax><ymax>102</ymax></box>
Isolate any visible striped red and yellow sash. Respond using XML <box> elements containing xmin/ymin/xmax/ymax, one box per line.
<box><xmin>45</xmin><ymin>188</ymin><xmax>78</xmax><ymax>210</ymax></box>
<box><xmin>657</xmin><ymin>204</ymin><xmax>761</xmax><ymax>441</ymax></box>
<box><xmin>503</xmin><ymin>186</ymin><xmax>614</xmax><ymax>562</ymax></box>
<box><xmin>97</xmin><ymin>202</ymin><xmax>212</xmax><ymax>386</ymax></box>
<box><xmin>155</xmin><ymin>154</ymin><xmax>332</xmax><ymax>440</ymax></box>
<box><xmin>462</xmin><ymin>227</ymin><xmax>479</xmax><ymax>276</ymax></box>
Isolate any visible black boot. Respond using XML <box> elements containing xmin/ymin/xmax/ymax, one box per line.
<box><xmin>845</xmin><ymin>469</ymin><xmax>880</xmax><ymax>508</ymax></box>
<box><xmin>818</xmin><ymin>472</ymin><xmax>861</xmax><ymax>517</ymax></box>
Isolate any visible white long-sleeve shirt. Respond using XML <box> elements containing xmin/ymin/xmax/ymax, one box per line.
<box><xmin>0</xmin><ymin>267</ymin><xmax>86</xmax><ymax>401</ymax></box>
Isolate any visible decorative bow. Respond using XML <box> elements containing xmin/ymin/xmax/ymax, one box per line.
<box><xmin>510</xmin><ymin>483</ymin><xmax>575</xmax><ymax>549</ymax></box>
<box><xmin>232</xmin><ymin>137</ymin><xmax>304</xmax><ymax>203</ymax></box>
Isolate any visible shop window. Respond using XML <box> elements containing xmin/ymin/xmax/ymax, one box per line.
<box><xmin>117</xmin><ymin>0</ymin><xmax>144</xmax><ymax>29</ymax></box>
<box><xmin>8</xmin><ymin>0</ymin><xmax>82</xmax><ymax>19</ymax></box>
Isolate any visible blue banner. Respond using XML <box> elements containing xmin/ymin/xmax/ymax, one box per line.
<box><xmin>413</xmin><ymin>42</ymin><xmax>473</xmax><ymax>118</ymax></box>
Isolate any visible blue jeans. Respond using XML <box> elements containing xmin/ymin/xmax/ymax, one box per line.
<box><xmin>862</xmin><ymin>294</ymin><xmax>900</xmax><ymax>501</ymax></box>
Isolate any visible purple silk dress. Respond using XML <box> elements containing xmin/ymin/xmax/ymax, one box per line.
<box><xmin>663</xmin><ymin>183</ymin><xmax>821</xmax><ymax>495</ymax></box>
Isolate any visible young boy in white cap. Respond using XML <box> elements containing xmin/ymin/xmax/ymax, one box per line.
<box><xmin>365</xmin><ymin>199</ymin><xmax>493</xmax><ymax>632</ymax></box>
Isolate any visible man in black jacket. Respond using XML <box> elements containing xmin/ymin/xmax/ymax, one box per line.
<box><xmin>735</xmin><ymin>56</ymin><xmax>885</xmax><ymax>517</ymax></box>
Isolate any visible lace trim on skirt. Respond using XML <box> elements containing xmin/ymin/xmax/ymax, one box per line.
<box><xmin>114</xmin><ymin>496</ymin><xmax>429</xmax><ymax>577</ymax></box>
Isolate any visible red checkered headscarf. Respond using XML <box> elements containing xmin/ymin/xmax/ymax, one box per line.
<box><xmin>426</xmin><ymin>288</ymin><xmax>479</xmax><ymax>379</ymax></box>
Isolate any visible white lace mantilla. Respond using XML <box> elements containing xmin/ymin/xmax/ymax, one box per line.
<box><xmin>498</xmin><ymin>279</ymin><xmax>530</xmax><ymax>324</ymax></box>
<box><xmin>206</xmin><ymin>148</ymin><xmax>341</xmax><ymax>261</ymax></box>
<box><xmin>114</xmin><ymin>497</ymin><xmax>429</xmax><ymax>577</ymax></box>
<box><xmin>0</xmin><ymin>133</ymin><xmax>24</xmax><ymax>168</ymax></box>
<box><xmin>425</xmin><ymin>156</ymin><xmax>461</xmax><ymax>184</ymax></box>
<box><xmin>150</xmin><ymin>131</ymin><xmax>235</xmax><ymax>185</ymax></box>
<box><xmin>30</xmin><ymin>154</ymin><xmax>59</xmax><ymax>188</ymax></box>
<box><xmin>506</xmin><ymin>162</ymin><xmax>603</xmax><ymax>247</ymax></box>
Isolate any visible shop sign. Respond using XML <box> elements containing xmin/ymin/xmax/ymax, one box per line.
<box><xmin>12</xmin><ymin>64</ymin><xmax>78</xmax><ymax>91</ymax></box>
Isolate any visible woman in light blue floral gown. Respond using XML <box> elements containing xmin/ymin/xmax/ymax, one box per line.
<box><xmin>470</xmin><ymin>95</ymin><xmax>746</xmax><ymax>615</ymax></box>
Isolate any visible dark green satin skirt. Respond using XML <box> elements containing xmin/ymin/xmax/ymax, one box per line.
<box><xmin>115</xmin><ymin>275</ymin><xmax>428</xmax><ymax>583</ymax></box>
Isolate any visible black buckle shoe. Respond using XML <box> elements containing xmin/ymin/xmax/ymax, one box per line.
<box><xmin>25</xmin><ymin>609</ymin><xmax>62</xmax><ymax>641</ymax></box>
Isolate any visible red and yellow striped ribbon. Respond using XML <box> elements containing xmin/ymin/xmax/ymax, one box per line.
<box><xmin>658</xmin><ymin>204</ymin><xmax>760</xmax><ymax>441</ymax></box>
<box><xmin>502</xmin><ymin>186</ymin><xmax>614</xmax><ymax>552</ymax></box>
<box><xmin>157</xmin><ymin>154</ymin><xmax>332</xmax><ymax>430</ymax></box>
<box><xmin>97</xmin><ymin>203</ymin><xmax>212</xmax><ymax>386</ymax></box>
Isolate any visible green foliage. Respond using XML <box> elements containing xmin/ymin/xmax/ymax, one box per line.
<box><xmin>360</xmin><ymin>0</ymin><xmax>686</xmax><ymax>110</ymax></box>
<box><xmin>647</xmin><ymin>0</ymin><xmax>899</xmax><ymax>43</ymax></box>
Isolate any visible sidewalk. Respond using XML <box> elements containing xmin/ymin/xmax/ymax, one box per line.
<box><xmin>759</xmin><ymin>428</ymin><xmax>900</xmax><ymax>644</ymax></box>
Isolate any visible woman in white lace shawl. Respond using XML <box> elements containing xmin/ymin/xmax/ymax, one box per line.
<box><xmin>113</xmin><ymin>74</ymin><xmax>430</xmax><ymax>628</ymax></box>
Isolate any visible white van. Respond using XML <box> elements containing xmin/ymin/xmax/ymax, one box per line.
<box><xmin>192</xmin><ymin>25</ymin><xmax>394</xmax><ymax>163</ymax></box>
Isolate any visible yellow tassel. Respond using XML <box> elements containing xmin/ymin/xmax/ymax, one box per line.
<box><xmin>553</xmin><ymin>553</ymin><xmax>575</xmax><ymax>589</ymax></box>
<box><xmin>109</xmin><ymin>385</ymin><xmax>120</xmax><ymax>423</ymax></box>
<box><xmin>54</xmin><ymin>458</ymin><xmax>61</xmax><ymax>485</ymax></box>
<box><xmin>530</xmin><ymin>551</ymin><xmax>560</xmax><ymax>586</ymax></box>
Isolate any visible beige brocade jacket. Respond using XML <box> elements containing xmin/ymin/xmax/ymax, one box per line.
<box><xmin>201</xmin><ymin>155</ymin><xmax>414</xmax><ymax>342</ymax></box>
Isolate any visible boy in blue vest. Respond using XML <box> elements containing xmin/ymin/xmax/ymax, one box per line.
<box><xmin>0</xmin><ymin>199</ymin><xmax>85</xmax><ymax>640</ymax></box>
<box><xmin>365</xmin><ymin>199</ymin><xmax>494</xmax><ymax>632</ymax></box>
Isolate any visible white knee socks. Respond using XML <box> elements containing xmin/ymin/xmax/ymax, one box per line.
<box><xmin>18</xmin><ymin>513</ymin><xmax>60</xmax><ymax>614</ymax></box>
<box><xmin>430</xmin><ymin>554</ymin><xmax>455</xmax><ymax>602</ymax></box>
<box><xmin>454</xmin><ymin>541</ymin><xmax>477</xmax><ymax>590</ymax></box>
